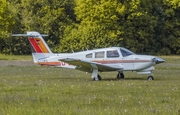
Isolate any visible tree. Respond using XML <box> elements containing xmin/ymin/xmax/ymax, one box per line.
<box><xmin>161</xmin><ymin>0</ymin><xmax>180</xmax><ymax>54</ymax></box>
<box><xmin>120</xmin><ymin>0</ymin><xmax>158</xmax><ymax>53</ymax></box>
<box><xmin>0</xmin><ymin>0</ymin><xmax>15</xmax><ymax>53</ymax></box>
<box><xmin>4</xmin><ymin>0</ymin><xmax>74</xmax><ymax>54</ymax></box>
<box><xmin>152</xmin><ymin>0</ymin><xmax>180</xmax><ymax>54</ymax></box>
<box><xmin>1</xmin><ymin>0</ymin><xmax>180</xmax><ymax>55</ymax></box>
<box><xmin>60</xmin><ymin>0</ymin><xmax>125</xmax><ymax>52</ymax></box>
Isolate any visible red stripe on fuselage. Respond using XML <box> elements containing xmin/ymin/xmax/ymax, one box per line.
<box><xmin>29</xmin><ymin>38</ymin><xmax>43</xmax><ymax>53</ymax></box>
<box><xmin>93</xmin><ymin>60</ymin><xmax>152</xmax><ymax>64</ymax></box>
<box><xmin>35</xmin><ymin>62</ymin><xmax>61</xmax><ymax>66</ymax></box>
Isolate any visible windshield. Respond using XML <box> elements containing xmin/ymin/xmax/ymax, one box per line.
<box><xmin>120</xmin><ymin>48</ymin><xmax>135</xmax><ymax>57</ymax></box>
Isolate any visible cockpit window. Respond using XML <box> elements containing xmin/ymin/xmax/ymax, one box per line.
<box><xmin>107</xmin><ymin>50</ymin><xmax>119</xmax><ymax>58</ymax></box>
<box><xmin>86</xmin><ymin>53</ymin><xmax>92</xmax><ymax>58</ymax></box>
<box><xmin>120</xmin><ymin>48</ymin><xmax>135</xmax><ymax>57</ymax></box>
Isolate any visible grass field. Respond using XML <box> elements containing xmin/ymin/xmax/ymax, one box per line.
<box><xmin>0</xmin><ymin>56</ymin><xmax>180</xmax><ymax>115</ymax></box>
<box><xmin>0</xmin><ymin>54</ymin><xmax>32</xmax><ymax>60</ymax></box>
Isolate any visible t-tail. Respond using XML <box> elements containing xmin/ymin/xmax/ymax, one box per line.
<box><xmin>12</xmin><ymin>31</ymin><xmax>53</xmax><ymax>64</ymax></box>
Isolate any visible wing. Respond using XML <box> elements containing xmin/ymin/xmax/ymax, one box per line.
<box><xmin>59</xmin><ymin>58</ymin><xmax>123</xmax><ymax>73</ymax></box>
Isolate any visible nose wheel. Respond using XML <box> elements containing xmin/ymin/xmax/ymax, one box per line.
<box><xmin>147</xmin><ymin>76</ymin><xmax>154</xmax><ymax>80</ymax></box>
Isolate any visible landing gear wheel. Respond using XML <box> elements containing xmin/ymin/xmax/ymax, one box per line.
<box><xmin>147</xmin><ymin>76</ymin><xmax>154</xmax><ymax>81</ymax></box>
<box><xmin>117</xmin><ymin>73</ymin><xmax>124</xmax><ymax>80</ymax></box>
<box><xmin>93</xmin><ymin>74</ymin><xmax>101</xmax><ymax>81</ymax></box>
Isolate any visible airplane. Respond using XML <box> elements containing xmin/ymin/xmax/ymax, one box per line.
<box><xmin>12</xmin><ymin>31</ymin><xmax>165</xmax><ymax>81</ymax></box>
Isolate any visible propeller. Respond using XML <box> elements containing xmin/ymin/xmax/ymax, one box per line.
<box><xmin>152</xmin><ymin>57</ymin><xmax>165</xmax><ymax>64</ymax></box>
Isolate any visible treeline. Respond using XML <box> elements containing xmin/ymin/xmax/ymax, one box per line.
<box><xmin>0</xmin><ymin>0</ymin><xmax>180</xmax><ymax>55</ymax></box>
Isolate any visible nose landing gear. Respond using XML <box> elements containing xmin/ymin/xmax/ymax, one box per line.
<box><xmin>147</xmin><ymin>76</ymin><xmax>154</xmax><ymax>80</ymax></box>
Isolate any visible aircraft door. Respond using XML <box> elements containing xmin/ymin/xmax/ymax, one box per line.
<box><xmin>120</xmin><ymin>48</ymin><xmax>135</xmax><ymax>71</ymax></box>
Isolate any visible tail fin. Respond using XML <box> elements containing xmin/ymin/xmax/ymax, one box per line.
<box><xmin>12</xmin><ymin>31</ymin><xmax>53</xmax><ymax>63</ymax></box>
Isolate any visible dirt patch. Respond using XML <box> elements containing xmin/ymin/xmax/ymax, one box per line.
<box><xmin>0</xmin><ymin>60</ymin><xmax>35</xmax><ymax>67</ymax></box>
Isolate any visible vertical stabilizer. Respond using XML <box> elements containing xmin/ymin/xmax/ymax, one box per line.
<box><xmin>27</xmin><ymin>32</ymin><xmax>52</xmax><ymax>54</ymax></box>
<box><xmin>12</xmin><ymin>31</ymin><xmax>53</xmax><ymax>63</ymax></box>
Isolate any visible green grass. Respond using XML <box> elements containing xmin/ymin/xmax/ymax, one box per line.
<box><xmin>0</xmin><ymin>56</ymin><xmax>180</xmax><ymax>115</ymax></box>
<box><xmin>0</xmin><ymin>54</ymin><xmax>32</xmax><ymax>60</ymax></box>
<box><xmin>160</xmin><ymin>56</ymin><xmax>180</xmax><ymax>63</ymax></box>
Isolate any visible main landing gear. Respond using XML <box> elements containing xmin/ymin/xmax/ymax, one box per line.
<box><xmin>93</xmin><ymin>72</ymin><xmax>125</xmax><ymax>81</ymax></box>
<box><xmin>93</xmin><ymin>74</ymin><xmax>102</xmax><ymax>81</ymax></box>
<box><xmin>117</xmin><ymin>72</ymin><xmax>124</xmax><ymax>80</ymax></box>
<box><xmin>92</xmin><ymin>69</ymin><xmax>101</xmax><ymax>81</ymax></box>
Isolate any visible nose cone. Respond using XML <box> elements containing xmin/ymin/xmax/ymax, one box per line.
<box><xmin>153</xmin><ymin>57</ymin><xmax>165</xmax><ymax>64</ymax></box>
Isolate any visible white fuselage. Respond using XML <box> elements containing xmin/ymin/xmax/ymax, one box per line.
<box><xmin>13</xmin><ymin>31</ymin><xmax>165</xmax><ymax>80</ymax></box>
<box><xmin>34</xmin><ymin>47</ymin><xmax>157</xmax><ymax>73</ymax></box>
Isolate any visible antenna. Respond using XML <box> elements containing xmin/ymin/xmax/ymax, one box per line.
<box><xmin>71</xmin><ymin>49</ymin><xmax>74</xmax><ymax>53</ymax></box>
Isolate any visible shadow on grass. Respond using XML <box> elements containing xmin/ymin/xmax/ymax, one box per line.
<box><xmin>101</xmin><ymin>77</ymin><xmax>164</xmax><ymax>81</ymax></box>
<box><xmin>45</xmin><ymin>76</ymin><xmax>163</xmax><ymax>82</ymax></box>
<box><xmin>101</xmin><ymin>77</ymin><xmax>145</xmax><ymax>81</ymax></box>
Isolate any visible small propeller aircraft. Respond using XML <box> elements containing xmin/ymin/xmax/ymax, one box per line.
<box><xmin>12</xmin><ymin>31</ymin><xmax>165</xmax><ymax>81</ymax></box>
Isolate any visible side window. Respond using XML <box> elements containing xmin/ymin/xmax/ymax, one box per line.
<box><xmin>86</xmin><ymin>53</ymin><xmax>92</xmax><ymax>58</ymax></box>
<box><xmin>95</xmin><ymin>51</ymin><xmax>105</xmax><ymax>58</ymax></box>
<box><xmin>107</xmin><ymin>50</ymin><xmax>119</xmax><ymax>58</ymax></box>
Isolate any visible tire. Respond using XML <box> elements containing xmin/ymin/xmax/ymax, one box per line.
<box><xmin>98</xmin><ymin>75</ymin><xmax>102</xmax><ymax>80</ymax></box>
<box><xmin>147</xmin><ymin>76</ymin><xmax>154</xmax><ymax>81</ymax></box>
<box><xmin>93</xmin><ymin>75</ymin><xmax>101</xmax><ymax>81</ymax></box>
<box><xmin>117</xmin><ymin>73</ymin><xmax>124</xmax><ymax>80</ymax></box>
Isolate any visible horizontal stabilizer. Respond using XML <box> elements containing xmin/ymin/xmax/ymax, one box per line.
<box><xmin>12</xmin><ymin>34</ymin><xmax>48</xmax><ymax>37</ymax></box>
<box><xmin>12</xmin><ymin>32</ymin><xmax>48</xmax><ymax>37</ymax></box>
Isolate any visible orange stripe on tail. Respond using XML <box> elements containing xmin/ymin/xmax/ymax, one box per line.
<box><xmin>28</xmin><ymin>38</ymin><xmax>50</xmax><ymax>53</ymax></box>
<box><xmin>35</xmin><ymin>38</ymin><xmax>49</xmax><ymax>53</ymax></box>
